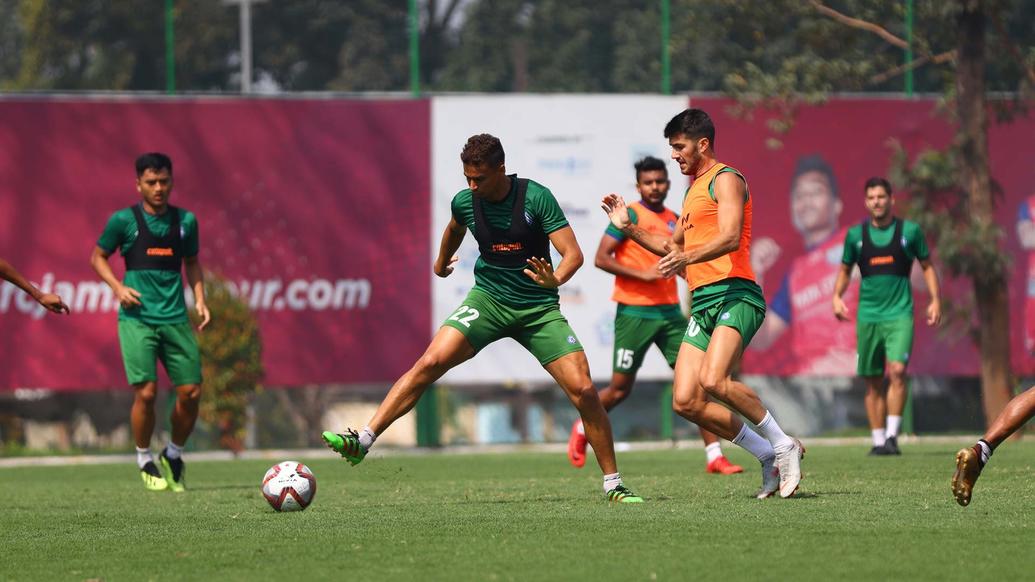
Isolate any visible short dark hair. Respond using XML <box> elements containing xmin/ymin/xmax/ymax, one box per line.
<box><xmin>663</xmin><ymin>108</ymin><xmax>716</xmax><ymax>147</ymax></box>
<box><xmin>792</xmin><ymin>154</ymin><xmax>839</xmax><ymax>200</ymax></box>
<box><xmin>460</xmin><ymin>134</ymin><xmax>505</xmax><ymax>167</ymax></box>
<box><xmin>135</xmin><ymin>152</ymin><xmax>173</xmax><ymax>177</ymax></box>
<box><xmin>634</xmin><ymin>156</ymin><xmax>668</xmax><ymax>182</ymax></box>
<box><xmin>864</xmin><ymin>176</ymin><xmax>892</xmax><ymax>196</ymax></box>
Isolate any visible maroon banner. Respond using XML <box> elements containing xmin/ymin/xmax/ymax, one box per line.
<box><xmin>0</xmin><ymin>98</ymin><xmax>431</xmax><ymax>390</ymax></box>
<box><xmin>689</xmin><ymin>97</ymin><xmax>1035</xmax><ymax>376</ymax></box>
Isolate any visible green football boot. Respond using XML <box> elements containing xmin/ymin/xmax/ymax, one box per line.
<box><xmin>140</xmin><ymin>461</ymin><xmax>168</xmax><ymax>491</ymax></box>
<box><xmin>159</xmin><ymin>450</ymin><xmax>186</xmax><ymax>493</ymax></box>
<box><xmin>322</xmin><ymin>429</ymin><xmax>367</xmax><ymax>466</ymax></box>
<box><xmin>606</xmin><ymin>484</ymin><xmax>644</xmax><ymax>503</ymax></box>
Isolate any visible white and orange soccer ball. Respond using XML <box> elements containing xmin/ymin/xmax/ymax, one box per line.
<box><xmin>261</xmin><ymin>461</ymin><xmax>317</xmax><ymax>512</ymax></box>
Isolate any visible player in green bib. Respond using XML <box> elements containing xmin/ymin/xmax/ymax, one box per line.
<box><xmin>322</xmin><ymin>134</ymin><xmax>642</xmax><ymax>503</ymax></box>
<box><xmin>90</xmin><ymin>153</ymin><xmax>211</xmax><ymax>492</ymax></box>
<box><xmin>832</xmin><ymin>177</ymin><xmax>940</xmax><ymax>455</ymax></box>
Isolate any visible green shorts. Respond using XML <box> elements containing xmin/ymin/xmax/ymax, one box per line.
<box><xmin>442</xmin><ymin>289</ymin><xmax>583</xmax><ymax>365</ymax></box>
<box><xmin>118</xmin><ymin>319</ymin><xmax>203</xmax><ymax>387</ymax></box>
<box><xmin>856</xmin><ymin>317</ymin><xmax>914</xmax><ymax>376</ymax></box>
<box><xmin>613</xmin><ymin>311</ymin><xmax>685</xmax><ymax>374</ymax></box>
<box><xmin>682</xmin><ymin>300</ymin><xmax>766</xmax><ymax>352</ymax></box>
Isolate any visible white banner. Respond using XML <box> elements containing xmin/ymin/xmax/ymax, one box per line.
<box><xmin>432</xmin><ymin>95</ymin><xmax>689</xmax><ymax>383</ymax></box>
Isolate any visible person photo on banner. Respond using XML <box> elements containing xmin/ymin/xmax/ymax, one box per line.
<box><xmin>749</xmin><ymin>154</ymin><xmax>858</xmax><ymax>375</ymax></box>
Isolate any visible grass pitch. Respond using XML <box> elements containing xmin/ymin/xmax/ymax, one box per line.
<box><xmin>2</xmin><ymin>442</ymin><xmax>1032</xmax><ymax>581</ymax></box>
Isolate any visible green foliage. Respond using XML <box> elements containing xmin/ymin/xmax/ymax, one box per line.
<box><xmin>191</xmin><ymin>273</ymin><xmax>263</xmax><ymax>452</ymax></box>
<box><xmin>3</xmin><ymin>444</ymin><xmax>1035</xmax><ymax>579</ymax></box>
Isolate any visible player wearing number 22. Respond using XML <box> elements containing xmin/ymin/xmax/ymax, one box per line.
<box><xmin>322</xmin><ymin>134</ymin><xmax>643</xmax><ymax>503</ymax></box>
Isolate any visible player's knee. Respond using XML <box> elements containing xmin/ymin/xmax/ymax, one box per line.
<box><xmin>672</xmin><ymin>393</ymin><xmax>706</xmax><ymax>421</ymax></box>
<box><xmin>414</xmin><ymin>352</ymin><xmax>448</xmax><ymax>376</ymax></box>
<box><xmin>698</xmin><ymin>372</ymin><xmax>726</xmax><ymax>399</ymax></box>
<box><xmin>570</xmin><ymin>384</ymin><xmax>600</xmax><ymax>410</ymax></box>
<box><xmin>178</xmin><ymin>384</ymin><xmax>201</xmax><ymax>405</ymax></box>
<box><xmin>134</xmin><ymin>383</ymin><xmax>158</xmax><ymax>405</ymax></box>
<box><xmin>887</xmin><ymin>362</ymin><xmax>907</xmax><ymax>380</ymax></box>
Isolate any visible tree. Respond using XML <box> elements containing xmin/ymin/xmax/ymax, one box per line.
<box><xmin>711</xmin><ymin>0</ymin><xmax>1034</xmax><ymax>428</ymax></box>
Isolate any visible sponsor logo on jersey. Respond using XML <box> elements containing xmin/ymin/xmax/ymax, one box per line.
<box><xmin>491</xmin><ymin>242</ymin><xmax>524</xmax><ymax>253</ymax></box>
<box><xmin>868</xmin><ymin>255</ymin><xmax>895</xmax><ymax>266</ymax></box>
<box><xmin>146</xmin><ymin>247</ymin><xmax>174</xmax><ymax>257</ymax></box>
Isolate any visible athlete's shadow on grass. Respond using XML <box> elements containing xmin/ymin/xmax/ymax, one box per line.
<box><xmin>189</xmin><ymin>484</ymin><xmax>255</xmax><ymax>491</ymax></box>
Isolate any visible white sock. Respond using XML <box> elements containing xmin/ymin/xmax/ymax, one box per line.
<box><xmin>705</xmin><ymin>442</ymin><xmax>723</xmax><ymax>463</ymax></box>
<box><xmin>756</xmin><ymin>412</ymin><xmax>794</xmax><ymax>454</ymax></box>
<box><xmin>976</xmin><ymin>440</ymin><xmax>993</xmax><ymax>466</ymax></box>
<box><xmin>164</xmin><ymin>441</ymin><xmax>183</xmax><ymax>460</ymax></box>
<box><xmin>886</xmin><ymin>415</ymin><xmax>902</xmax><ymax>438</ymax></box>
<box><xmin>872</xmin><ymin>429</ymin><xmax>886</xmax><ymax>447</ymax></box>
<box><xmin>603</xmin><ymin>472</ymin><xmax>622</xmax><ymax>493</ymax></box>
<box><xmin>136</xmin><ymin>447</ymin><xmax>153</xmax><ymax>469</ymax></box>
<box><xmin>358</xmin><ymin>426</ymin><xmax>377</xmax><ymax>450</ymax></box>
<box><xmin>732</xmin><ymin>423</ymin><xmax>775</xmax><ymax>462</ymax></box>
<box><xmin>575</xmin><ymin>420</ymin><xmax>585</xmax><ymax>436</ymax></box>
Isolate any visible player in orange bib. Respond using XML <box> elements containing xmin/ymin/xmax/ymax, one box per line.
<box><xmin>602</xmin><ymin>109</ymin><xmax>805</xmax><ymax>499</ymax></box>
<box><xmin>567</xmin><ymin>156</ymin><xmax>743</xmax><ymax>475</ymax></box>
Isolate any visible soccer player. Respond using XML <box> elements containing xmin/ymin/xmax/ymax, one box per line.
<box><xmin>567</xmin><ymin>156</ymin><xmax>743</xmax><ymax>475</ymax></box>
<box><xmin>750</xmin><ymin>155</ymin><xmax>858</xmax><ymax>375</ymax></box>
<box><xmin>602</xmin><ymin>109</ymin><xmax>805</xmax><ymax>499</ymax></box>
<box><xmin>322</xmin><ymin>134</ymin><xmax>643</xmax><ymax>503</ymax></box>
<box><xmin>0</xmin><ymin>258</ymin><xmax>70</xmax><ymax>314</ymax></box>
<box><xmin>952</xmin><ymin>386</ymin><xmax>1035</xmax><ymax>506</ymax></box>
<box><xmin>831</xmin><ymin>177</ymin><xmax>940</xmax><ymax>455</ymax></box>
<box><xmin>90</xmin><ymin>152</ymin><xmax>210</xmax><ymax>492</ymax></box>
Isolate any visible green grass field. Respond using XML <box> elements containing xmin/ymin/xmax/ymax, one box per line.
<box><xmin>2</xmin><ymin>441</ymin><xmax>1032</xmax><ymax>581</ymax></box>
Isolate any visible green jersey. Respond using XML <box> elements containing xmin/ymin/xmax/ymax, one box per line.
<box><xmin>841</xmin><ymin>218</ymin><xmax>929</xmax><ymax>323</ymax></box>
<box><xmin>451</xmin><ymin>178</ymin><xmax>569</xmax><ymax>308</ymax></box>
<box><xmin>97</xmin><ymin>205</ymin><xmax>200</xmax><ymax>325</ymax></box>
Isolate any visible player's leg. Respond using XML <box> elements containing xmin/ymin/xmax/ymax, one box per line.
<box><xmin>954</xmin><ymin>385</ymin><xmax>1035</xmax><ymax>506</ymax></box>
<box><xmin>882</xmin><ymin>318</ymin><xmax>914</xmax><ymax>454</ymax></box>
<box><xmin>568</xmin><ymin>311</ymin><xmax>652</xmax><ymax>467</ymax></box>
<box><xmin>695</xmin><ymin>302</ymin><xmax>803</xmax><ymax>497</ymax></box>
<box><xmin>323</xmin><ymin>326</ymin><xmax>476</xmax><ymax>464</ymax></box>
<box><xmin>119</xmin><ymin>319</ymin><xmax>167</xmax><ymax>490</ymax></box>
<box><xmin>858</xmin><ymin>320</ymin><xmax>890</xmax><ymax>454</ymax></box>
<box><xmin>157</xmin><ymin>321</ymin><xmax>204</xmax><ymax>491</ymax></box>
<box><xmin>322</xmin><ymin>291</ymin><xmax>494</xmax><ymax>464</ymax></box>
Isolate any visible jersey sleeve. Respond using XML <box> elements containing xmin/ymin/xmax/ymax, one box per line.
<box><xmin>769</xmin><ymin>272</ymin><xmax>792</xmax><ymax>323</ymax></box>
<box><xmin>841</xmin><ymin>226</ymin><xmax>860</xmax><ymax>265</ymax></box>
<box><xmin>604</xmin><ymin>206</ymin><xmax>638</xmax><ymax>241</ymax></box>
<box><xmin>182</xmin><ymin>211</ymin><xmax>200</xmax><ymax>258</ymax></box>
<box><xmin>532</xmin><ymin>187</ymin><xmax>570</xmax><ymax>235</ymax></box>
<box><xmin>97</xmin><ymin>210</ymin><xmax>128</xmax><ymax>253</ymax></box>
<box><xmin>907</xmin><ymin>221</ymin><xmax>930</xmax><ymax>261</ymax></box>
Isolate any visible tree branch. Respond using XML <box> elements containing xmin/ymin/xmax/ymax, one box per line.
<box><xmin>870</xmin><ymin>50</ymin><xmax>956</xmax><ymax>85</ymax></box>
<box><xmin>808</xmin><ymin>0</ymin><xmax>908</xmax><ymax>49</ymax></box>
<box><xmin>990</xmin><ymin>11</ymin><xmax>1035</xmax><ymax>86</ymax></box>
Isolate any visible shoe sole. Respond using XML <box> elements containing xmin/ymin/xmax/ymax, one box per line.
<box><xmin>952</xmin><ymin>449</ymin><xmax>974</xmax><ymax>507</ymax></box>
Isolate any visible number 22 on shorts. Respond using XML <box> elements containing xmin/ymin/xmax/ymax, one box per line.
<box><xmin>448</xmin><ymin>305</ymin><xmax>481</xmax><ymax>327</ymax></box>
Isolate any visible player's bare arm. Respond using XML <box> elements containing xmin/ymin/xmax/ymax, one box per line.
<box><xmin>184</xmin><ymin>255</ymin><xmax>210</xmax><ymax>331</ymax></box>
<box><xmin>919</xmin><ymin>258</ymin><xmax>941</xmax><ymax>326</ymax></box>
<box><xmin>593</xmin><ymin>234</ymin><xmax>665</xmax><ymax>282</ymax></box>
<box><xmin>0</xmin><ymin>257</ymin><xmax>69</xmax><ymax>314</ymax></box>
<box><xmin>90</xmin><ymin>245</ymin><xmax>142</xmax><ymax>308</ymax></box>
<box><xmin>523</xmin><ymin>225</ymin><xmax>582</xmax><ymax>288</ymax></box>
<box><xmin>434</xmin><ymin>216</ymin><xmax>467</xmax><ymax>278</ymax></box>
<box><xmin>831</xmin><ymin>263</ymin><xmax>853</xmax><ymax>321</ymax></box>
<box><xmin>601</xmin><ymin>194</ymin><xmax>673</xmax><ymax>257</ymax></box>
<box><xmin>657</xmin><ymin>172</ymin><xmax>744</xmax><ymax>277</ymax></box>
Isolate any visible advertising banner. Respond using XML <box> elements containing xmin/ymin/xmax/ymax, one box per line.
<box><xmin>0</xmin><ymin>98</ymin><xmax>431</xmax><ymax>390</ymax></box>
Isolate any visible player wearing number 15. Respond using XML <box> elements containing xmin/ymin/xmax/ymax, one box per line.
<box><xmin>322</xmin><ymin>134</ymin><xmax>642</xmax><ymax>503</ymax></box>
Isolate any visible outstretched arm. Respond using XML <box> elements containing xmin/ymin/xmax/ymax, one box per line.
<box><xmin>524</xmin><ymin>226</ymin><xmax>583</xmax><ymax>288</ymax></box>
<box><xmin>594</xmin><ymin>234</ymin><xmax>665</xmax><ymax>282</ymax></box>
<box><xmin>601</xmin><ymin>194</ymin><xmax>674</xmax><ymax>256</ymax></box>
<box><xmin>0</xmin><ymin>257</ymin><xmax>69</xmax><ymax>314</ymax></box>
<box><xmin>434</xmin><ymin>216</ymin><xmax>468</xmax><ymax>278</ymax></box>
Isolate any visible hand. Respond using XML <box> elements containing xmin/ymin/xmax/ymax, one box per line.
<box><xmin>194</xmin><ymin>301</ymin><xmax>211</xmax><ymax>331</ymax></box>
<box><xmin>638</xmin><ymin>269</ymin><xmax>667</xmax><ymax>282</ymax></box>
<box><xmin>115</xmin><ymin>285</ymin><xmax>142</xmax><ymax>308</ymax></box>
<box><xmin>657</xmin><ymin>244</ymin><xmax>689</xmax><ymax>278</ymax></box>
<box><xmin>37</xmin><ymin>293</ymin><xmax>70</xmax><ymax>314</ymax></box>
<box><xmin>832</xmin><ymin>296</ymin><xmax>851</xmax><ymax>322</ymax></box>
<box><xmin>523</xmin><ymin>257</ymin><xmax>561</xmax><ymax>288</ymax></box>
<box><xmin>751</xmin><ymin>237</ymin><xmax>781</xmax><ymax>282</ymax></box>
<box><xmin>926</xmin><ymin>299</ymin><xmax>941</xmax><ymax>326</ymax></box>
<box><xmin>600</xmin><ymin>194</ymin><xmax>631</xmax><ymax>230</ymax></box>
<box><xmin>435</xmin><ymin>255</ymin><xmax>459</xmax><ymax>278</ymax></box>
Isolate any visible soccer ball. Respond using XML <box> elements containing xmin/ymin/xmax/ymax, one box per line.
<box><xmin>261</xmin><ymin>461</ymin><xmax>317</xmax><ymax>512</ymax></box>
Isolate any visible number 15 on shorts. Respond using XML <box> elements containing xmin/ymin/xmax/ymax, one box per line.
<box><xmin>448</xmin><ymin>305</ymin><xmax>481</xmax><ymax>327</ymax></box>
<box><xmin>616</xmin><ymin>348</ymin><xmax>634</xmax><ymax>370</ymax></box>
